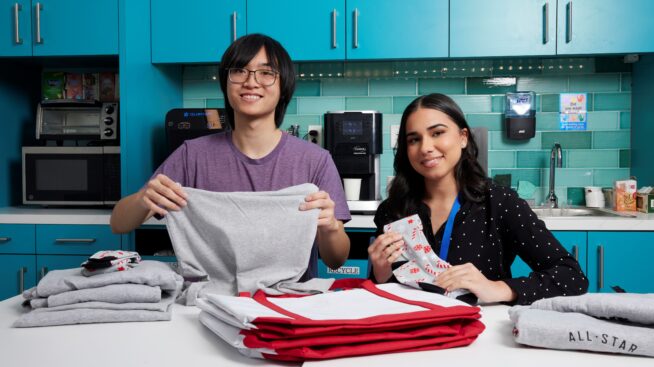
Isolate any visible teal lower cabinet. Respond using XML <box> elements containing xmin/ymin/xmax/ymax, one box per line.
<box><xmin>36</xmin><ymin>255</ymin><xmax>88</xmax><ymax>282</ymax></box>
<box><xmin>511</xmin><ymin>231</ymin><xmax>587</xmax><ymax>278</ymax></box>
<box><xmin>0</xmin><ymin>255</ymin><xmax>36</xmax><ymax>300</ymax></box>
<box><xmin>36</xmin><ymin>225</ymin><xmax>122</xmax><ymax>255</ymax></box>
<box><xmin>587</xmin><ymin>232</ymin><xmax>654</xmax><ymax>293</ymax></box>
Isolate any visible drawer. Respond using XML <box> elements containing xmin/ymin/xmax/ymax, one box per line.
<box><xmin>0</xmin><ymin>224</ymin><xmax>36</xmax><ymax>254</ymax></box>
<box><xmin>36</xmin><ymin>225</ymin><xmax>121</xmax><ymax>255</ymax></box>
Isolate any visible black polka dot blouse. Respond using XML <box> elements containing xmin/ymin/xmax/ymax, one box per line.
<box><xmin>373</xmin><ymin>182</ymin><xmax>589</xmax><ymax>305</ymax></box>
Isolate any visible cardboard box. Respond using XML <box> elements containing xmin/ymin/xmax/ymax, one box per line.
<box><xmin>614</xmin><ymin>179</ymin><xmax>637</xmax><ymax>212</ymax></box>
<box><xmin>636</xmin><ymin>193</ymin><xmax>654</xmax><ymax>213</ymax></box>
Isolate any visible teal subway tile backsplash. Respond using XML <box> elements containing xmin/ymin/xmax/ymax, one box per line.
<box><xmin>418</xmin><ymin>78</ymin><xmax>465</xmax><ymax>95</ymax></box>
<box><xmin>594</xmin><ymin>92</ymin><xmax>631</xmax><ymax>111</ymax></box>
<box><xmin>517</xmin><ymin>76</ymin><xmax>568</xmax><ymax>93</ymax></box>
<box><xmin>517</xmin><ymin>151</ymin><xmax>567</xmax><ymax>168</ymax></box>
<box><xmin>182</xmin><ymin>57</ymin><xmax>631</xmax><ymax>200</ymax></box>
<box><xmin>540</xmin><ymin>94</ymin><xmax>559</xmax><ymax>112</ymax></box>
<box><xmin>490</xmin><ymin>131</ymin><xmax>542</xmax><ymax>150</ymax></box>
<box><xmin>183</xmin><ymin>99</ymin><xmax>206</xmax><ymax>108</ymax></box>
<box><xmin>393</xmin><ymin>96</ymin><xmax>417</xmax><ymax>114</ymax></box>
<box><xmin>586</xmin><ymin>111</ymin><xmax>619</xmax><ymax>130</ymax></box>
<box><xmin>593</xmin><ymin>131</ymin><xmax>630</xmax><ymax>149</ymax></box>
<box><xmin>592</xmin><ymin>169</ymin><xmax>630</xmax><ymax>187</ymax></box>
<box><xmin>488</xmin><ymin>151</ymin><xmax>515</xmax><ymax>168</ymax></box>
<box><xmin>346</xmin><ymin>97</ymin><xmax>393</xmax><ymax>114</ymax></box>
<box><xmin>295</xmin><ymin>80</ymin><xmax>321</xmax><ymax>96</ymax></box>
<box><xmin>322</xmin><ymin>79</ymin><xmax>368</xmax><ymax>96</ymax></box>
<box><xmin>369</xmin><ymin>78</ymin><xmax>416</xmax><ymax>96</ymax></box>
<box><xmin>206</xmin><ymin>98</ymin><xmax>224</xmax><ymax>108</ymax></box>
<box><xmin>568</xmin><ymin>74</ymin><xmax>621</xmax><ymax>92</ymax></box>
<box><xmin>298</xmin><ymin>97</ymin><xmax>344</xmax><ymax>115</ymax></box>
<box><xmin>620</xmin><ymin>112</ymin><xmax>631</xmax><ymax>129</ymax></box>
<box><xmin>450</xmin><ymin>95</ymin><xmax>492</xmax><ymax>113</ymax></box>
<box><xmin>568</xmin><ymin>150</ymin><xmax>619</xmax><ymax>168</ymax></box>
<box><xmin>466</xmin><ymin>113</ymin><xmax>503</xmax><ymax>131</ymax></box>
<box><xmin>541</xmin><ymin>132</ymin><xmax>592</xmax><ymax>149</ymax></box>
<box><xmin>619</xmin><ymin>150</ymin><xmax>630</xmax><ymax>168</ymax></box>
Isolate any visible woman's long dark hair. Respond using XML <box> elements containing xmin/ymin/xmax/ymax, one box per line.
<box><xmin>386</xmin><ymin>93</ymin><xmax>488</xmax><ymax>219</ymax></box>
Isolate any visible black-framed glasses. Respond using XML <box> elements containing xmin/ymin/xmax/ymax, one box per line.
<box><xmin>227</xmin><ymin>68</ymin><xmax>279</xmax><ymax>86</ymax></box>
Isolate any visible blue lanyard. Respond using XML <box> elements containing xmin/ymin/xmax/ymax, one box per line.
<box><xmin>438</xmin><ymin>195</ymin><xmax>461</xmax><ymax>261</ymax></box>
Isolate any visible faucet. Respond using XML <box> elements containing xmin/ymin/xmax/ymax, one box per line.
<box><xmin>546</xmin><ymin>143</ymin><xmax>562</xmax><ymax>208</ymax></box>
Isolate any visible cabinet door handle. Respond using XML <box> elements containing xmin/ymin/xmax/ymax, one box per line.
<box><xmin>35</xmin><ymin>2</ymin><xmax>43</xmax><ymax>44</ymax></box>
<box><xmin>542</xmin><ymin>2</ymin><xmax>549</xmax><ymax>44</ymax></box>
<box><xmin>40</xmin><ymin>267</ymin><xmax>48</xmax><ymax>280</ymax></box>
<box><xmin>55</xmin><ymin>238</ymin><xmax>96</xmax><ymax>244</ymax></box>
<box><xmin>0</xmin><ymin>237</ymin><xmax>11</xmax><ymax>243</ymax></box>
<box><xmin>353</xmin><ymin>8</ymin><xmax>359</xmax><ymax>49</ymax></box>
<box><xmin>19</xmin><ymin>267</ymin><xmax>27</xmax><ymax>294</ymax></box>
<box><xmin>566</xmin><ymin>1</ymin><xmax>573</xmax><ymax>43</ymax></box>
<box><xmin>331</xmin><ymin>9</ymin><xmax>337</xmax><ymax>48</ymax></box>
<box><xmin>14</xmin><ymin>3</ymin><xmax>23</xmax><ymax>45</ymax></box>
<box><xmin>572</xmin><ymin>245</ymin><xmax>579</xmax><ymax>262</ymax></box>
<box><xmin>232</xmin><ymin>11</ymin><xmax>237</xmax><ymax>43</ymax></box>
<box><xmin>598</xmin><ymin>244</ymin><xmax>604</xmax><ymax>290</ymax></box>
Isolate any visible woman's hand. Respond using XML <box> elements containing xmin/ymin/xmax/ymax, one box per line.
<box><xmin>300</xmin><ymin>191</ymin><xmax>339</xmax><ymax>233</ymax></box>
<box><xmin>434</xmin><ymin>263</ymin><xmax>516</xmax><ymax>303</ymax></box>
<box><xmin>138</xmin><ymin>174</ymin><xmax>188</xmax><ymax>217</ymax></box>
<box><xmin>367</xmin><ymin>232</ymin><xmax>405</xmax><ymax>283</ymax></box>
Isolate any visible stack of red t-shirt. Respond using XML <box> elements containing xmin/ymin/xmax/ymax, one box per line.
<box><xmin>197</xmin><ymin>279</ymin><xmax>485</xmax><ymax>362</ymax></box>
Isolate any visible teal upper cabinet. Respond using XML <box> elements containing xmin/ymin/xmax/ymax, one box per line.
<box><xmin>33</xmin><ymin>0</ymin><xmax>118</xmax><ymax>56</ymax></box>
<box><xmin>587</xmin><ymin>232</ymin><xmax>654</xmax><ymax>293</ymax></box>
<box><xmin>0</xmin><ymin>0</ymin><xmax>32</xmax><ymax>56</ymax></box>
<box><xmin>346</xmin><ymin>0</ymin><xmax>448</xmax><ymax>60</ymax></box>
<box><xmin>0</xmin><ymin>0</ymin><xmax>117</xmax><ymax>57</ymax></box>
<box><xmin>151</xmin><ymin>0</ymin><xmax>245</xmax><ymax>63</ymax></box>
<box><xmin>557</xmin><ymin>0</ymin><xmax>654</xmax><ymax>55</ymax></box>
<box><xmin>451</xmin><ymin>0</ymin><xmax>555</xmax><ymax>57</ymax></box>
<box><xmin>247</xmin><ymin>0</ymin><xmax>345</xmax><ymax>61</ymax></box>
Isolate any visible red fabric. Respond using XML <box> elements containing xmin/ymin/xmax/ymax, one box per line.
<box><xmin>232</xmin><ymin>279</ymin><xmax>485</xmax><ymax>361</ymax></box>
<box><xmin>258</xmin><ymin>319</ymin><xmax>485</xmax><ymax>362</ymax></box>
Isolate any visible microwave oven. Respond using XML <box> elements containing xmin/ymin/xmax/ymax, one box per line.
<box><xmin>22</xmin><ymin>146</ymin><xmax>120</xmax><ymax>206</ymax></box>
<box><xmin>36</xmin><ymin>101</ymin><xmax>118</xmax><ymax>141</ymax></box>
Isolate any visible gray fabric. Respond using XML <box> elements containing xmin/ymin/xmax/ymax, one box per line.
<box><xmin>165</xmin><ymin>184</ymin><xmax>324</xmax><ymax>305</ymax></box>
<box><xmin>28</xmin><ymin>284</ymin><xmax>162</xmax><ymax>309</ymax></box>
<box><xmin>35</xmin><ymin>260</ymin><xmax>182</xmax><ymax>297</ymax></box>
<box><xmin>529</xmin><ymin>293</ymin><xmax>654</xmax><ymax>325</ymax></box>
<box><xmin>14</xmin><ymin>284</ymin><xmax>181</xmax><ymax>328</ymax></box>
<box><xmin>509</xmin><ymin>307</ymin><xmax>654</xmax><ymax>357</ymax></box>
<box><xmin>13</xmin><ymin>307</ymin><xmax>173</xmax><ymax>328</ymax></box>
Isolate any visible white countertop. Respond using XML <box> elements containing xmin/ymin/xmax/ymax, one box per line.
<box><xmin>0</xmin><ymin>296</ymin><xmax>650</xmax><ymax>367</ymax></box>
<box><xmin>1</xmin><ymin>206</ymin><xmax>653</xmax><ymax>231</ymax></box>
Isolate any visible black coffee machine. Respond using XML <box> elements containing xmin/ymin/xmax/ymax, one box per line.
<box><xmin>324</xmin><ymin>111</ymin><xmax>382</xmax><ymax>213</ymax></box>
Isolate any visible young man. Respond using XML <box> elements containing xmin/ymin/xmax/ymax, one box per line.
<box><xmin>110</xmin><ymin>34</ymin><xmax>350</xmax><ymax>276</ymax></box>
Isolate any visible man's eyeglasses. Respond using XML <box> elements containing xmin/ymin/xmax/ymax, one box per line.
<box><xmin>227</xmin><ymin>68</ymin><xmax>279</xmax><ymax>86</ymax></box>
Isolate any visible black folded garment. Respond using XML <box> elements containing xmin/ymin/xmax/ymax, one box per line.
<box><xmin>418</xmin><ymin>282</ymin><xmax>478</xmax><ymax>305</ymax></box>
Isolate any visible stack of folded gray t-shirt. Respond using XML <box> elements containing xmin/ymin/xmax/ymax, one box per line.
<box><xmin>509</xmin><ymin>293</ymin><xmax>654</xmax><ymax>357</ymax></box>
<box><xmin>14</xmin><ymin>260</ymin><xmax>183</xmax><ymax>327</ymax></box>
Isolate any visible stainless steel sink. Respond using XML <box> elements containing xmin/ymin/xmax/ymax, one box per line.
<box><xmin>530</xmin><ymin>207</ymin><xmax>636</xmax><ymax>218</ymax></box>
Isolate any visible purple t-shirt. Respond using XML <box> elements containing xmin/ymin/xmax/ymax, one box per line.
<box><xmin>152</xmin><ymin>131</ymin><xmax>351</xmax><ymax>278</ymax></box>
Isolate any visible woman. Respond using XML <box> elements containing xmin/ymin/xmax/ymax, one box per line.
<box><xmin>368</xmin><ymin>93</ymin><xmax>587</xmax><ymax>305</ymax></box>
<box><xmin>110</xmin><ymin>34</ymin><xmax>350</xmax><ymax>276</ymax></box>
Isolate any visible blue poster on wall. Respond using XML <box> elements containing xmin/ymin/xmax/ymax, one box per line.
<box><xmin>559</xmin><ymin>93</ymin><xmax>588</xmax><ymax>131</ymax></box>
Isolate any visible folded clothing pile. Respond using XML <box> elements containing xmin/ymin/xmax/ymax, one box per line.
<box><xmin>198</xmin><ymin>279</ymin><xmax>485</xmax><ymax>362</ymax></box>
<box><xmin>510</xmin><ymin>293</ymin><xmax>654</xmax><ymax>357</ymax></box>
<box><xmin>14</xmin><ymin>260</ymin><xmax>183</xmax><ymax>328</ymax></box>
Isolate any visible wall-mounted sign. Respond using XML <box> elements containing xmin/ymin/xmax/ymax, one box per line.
<box><xmin>559</xmin><ymin>93</ymin><xmax>588</xmax><ymax>131</ymax></box>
